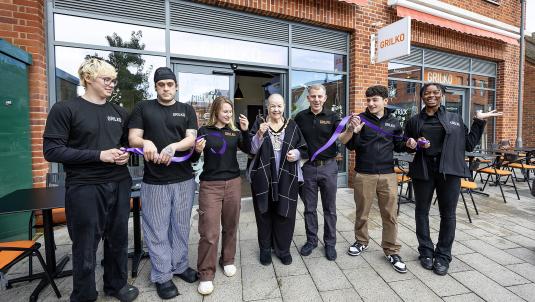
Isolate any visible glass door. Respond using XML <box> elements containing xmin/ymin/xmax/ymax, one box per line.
<box><xmin>444</xmin><ymin>88</ymin><xmax>468</xmax><ymax>123</ymax></box>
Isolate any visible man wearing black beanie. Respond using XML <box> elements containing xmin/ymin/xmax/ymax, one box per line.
<box><xmin>128</xmin><ymin>67</ymin><xmax>199</xmax><ymax>299</ymax></box>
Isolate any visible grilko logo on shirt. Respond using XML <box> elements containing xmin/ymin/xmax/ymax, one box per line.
<box><xmin>319</xmin><ymin>120</ymin><xmax>332</xmax><ymax>125</ymax></box>
<box><xmin>107</xmin><ymin>116</ymin><xmax>122</xmax><ymax>122</ymax></box>
<box><xmin>384</xmin><ymin>122</ymin><xmax>396</xmax><ymax>128</ymax></box>
<box><xmin>224</xmin><ymin>131</ymin><xmax>236</xmax><ymax>137</ymax></box>
<box><xmin>173</xmin><ymin>112</ymin><xmax>186</xmax><ymax>117</ymax></box>
<box><xmin>449</xmin><ymin>121</ymin><xmax>460</xmax><ymax>127</ymax></box>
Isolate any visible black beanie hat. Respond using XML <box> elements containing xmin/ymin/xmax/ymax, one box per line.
<box><xmin>154</xmin><ymin>67</ymin><xmax>176</xmax><ymax>83</ymax></box>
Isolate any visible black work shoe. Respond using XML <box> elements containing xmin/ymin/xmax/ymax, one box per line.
<box><xmin>106</xmin><ymin>284</ymin><xmax>139</xmax><ymax>302</ymax></box>
<box><xmin>260</xmin><ymin>249</ymin><xmax>272</xmax><ymax>266</ymax></box>
<box><xmin>325</xmin><ymin>245</ymin><xmax>337</xmax><ymax>261</ymax></box>
<box><xmin>175</xmin><ymin>267</ymin><xmax>199</xmax><ymax>283</ymax></box>
<box><xmin>280</xmin><ymin>254</ymin><xmax>292</xmax><ymax>265</ymax></box>
<box><xmin>433</xmin><ymin>258</ymin><xmax>449</xmax><ymax>276</ymax></box>
<box><xmin>155</xmin><ymin>280</ymin><xmax>179</xmax><ymax>300</ymax></box>
<box><xmin>419</xmin><ymin>256</ymin><xmax>433</xmax><ymax>270</ymax></box>
<box><xmin>300</xmin><ymin>242</ymin><xmax>317</xmax><ymax>256</ymax></box>
<box><xmin>386</xmin><ymin>254</ymin><xmax>407</xmax><ymax>273</ymax></box>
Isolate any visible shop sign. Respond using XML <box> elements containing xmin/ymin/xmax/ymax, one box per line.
<box><xmin>424</xmin><ymin>70</ymin><xmax>463</xmax><ymax>85</ymax></box>
<box><xmin>376</xmin><ymin>17</ymin><xmax>411</xmax><ymax>63</ymax></box>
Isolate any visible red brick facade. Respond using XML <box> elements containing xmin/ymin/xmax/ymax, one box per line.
<box><xmin>1</xmin><ymin>0</ymin><xmax>47</xmax><ymax>187</ymax></box>
<box><xmin>523</xmin><ymin>60</ymin><xmax>535</xmax><ymax>147</ymax></box>
<box><xmin>2</xmin><ymin>0</ymin><xmax>521</xmax><ymax>186</ymax></box>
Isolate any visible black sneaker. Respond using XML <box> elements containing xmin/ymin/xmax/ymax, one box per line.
<box><xmin>174</xmin><ymin>267</ymin><xmax>198</xmax><ymax>283</ymax></box>
<box><xmin>260</xmin><ymin>249</ymin><xmax>272</xmax><ymax>266</ymax></box>
<box><xmin>280</xmin><ymin>254</ymin><xmax>292</xmax><ymax>265</ymax></box>
<box><xmin>300</xmin><ymin>242</ymin><xmax>317</xmax><ymax>256</ymax></box>
<box><xmin>347</xmin><ymin>242</ymin><xmax>368</xmax><ymax>256</ymax></box>
<box><xmin>325</xmin><ymin>245</ymin><xmax>337</xmax><ymax>261</ymax></box>
<box><xmin>105</xmin><ymin>284</ymin><xmax>139</xmax><ymax>302</ymax></box>
<box><xmin>386</xmin><ymin>254</ymin><xmax>407</xmax><ymax>273</ymax></box>
<box><xmin>155</xmin><ymin>280</ymin><xmax>179</xmax><ymax>300</ymax></box>
<box><xmin>419</xmin><ymin>256</ymin><xmax>433</xmax><ymax>270</ymax></box>
<box><xmin>433</xmin><ymin>258</ymin><xmax>449</xmax><ymax>276</ymax></box>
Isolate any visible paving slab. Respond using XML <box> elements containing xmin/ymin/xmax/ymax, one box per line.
<box><xmin>278</xmin><ymin>274</ymin><xmax>322</xmax><ymax>302</ymax></box>
<box><xmin>506</xmin><ymin>283</ymin><xmax>535</xmax><ymax>302</ymax></box>
<box><xmin>456</xmin><ymin>253</ymin><xmax>530</xmax><ymax>286</ymax></box>
<box><xmin>389</xmin><ymin>279</ymin><xmax>443</xmax><ymax>302</ymax></box>
<box><xmin>344</xmin><ymin>267</ymin><xmax>402</xmax><ymax>302</ymax></box>
<box><xmin>450</xmin><ymin>270</ymin><xmax>525</xmax><ymax>302</ymax></box>
<box><xmin>320</xmin><ymin>288</ymin><xmax>363</xmax><ymax>302</ymax></box>
<box><xmin>405</xmin><ymin>260</ymin><xmax>470</xmax><ymax>297</ymax></box>
<box><xmin>303</xmin><ymin>257</ymin><xmax>352</xmax><ymax>292</ymax></box>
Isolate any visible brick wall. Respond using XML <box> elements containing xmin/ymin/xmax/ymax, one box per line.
<box><xmin>441</xmin><ymin>0</ymin><xmax>520</xmax><ymax>27</ymax></box>
<box><xmin>523</xmin><ymin>60</ymin><xmax>535</xmax><ymax>146</ymax></box>
<box><xmin>0</xmin><ymin>0</ymin><xmax>47</xmax><ymax>188</ymax></box>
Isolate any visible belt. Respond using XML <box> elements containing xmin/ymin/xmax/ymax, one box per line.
<box><xmin>307</xmin><ymin>158</ymin><xmax>335</xmax><ymax>167</ymax></box>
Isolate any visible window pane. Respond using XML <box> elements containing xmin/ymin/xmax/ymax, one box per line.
<box><xmin>388</xmin><ymin>80</ymin><xmax>420</xmax><ymax>128</ymax></box>
<box><xmin>290</xmin><ymin>71</ymin><xmax>346</xmax><ymax>173</ymax></box>
<box><xmin>54</xmin><ymin>14</ymin><xmax>165</xmax><ymax>52</ymax></box>
<box><xmin>424</xmin><ymin>68</ymin><xmax>469</xmax><ymax>86</ymax></box>
<box><xmin>388</xmin><ymin>62</ymin><xmax>421</xmax><ymax>80</ymax></box>
<box><xmin>170</xmin><ymin>31</ymin><xmax>288</xmax><ymax>66</ymax></box>
<box><xmin>471</xmin><ymin>74</ymin><xmax>495</xmax><ymax>89</ymax></box>
<box><xmin>54</xmin><ymin>46</ymin><xmax>166</xmax><ymax>112</ymax></box>
<box><xmin>471</xmin><ymin>89</ymin><xmax>495</xmax><ymax>149</ymax></box>
<box><xmin>291</xmin><ymin>48</ymin><xmax>346</xmax><ymax>72</ymax></box>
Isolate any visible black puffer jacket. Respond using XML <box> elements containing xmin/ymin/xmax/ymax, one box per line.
<box><xmin>404</xmin><ymin>106</ymin><xmax>486</xmax><ymax>180</ymax></box>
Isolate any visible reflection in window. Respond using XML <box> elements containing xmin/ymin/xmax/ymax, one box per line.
<box><xmin>290</xmin><ymin>71</ymin><xmax>346</xmax><ymax>173</ymax></box>
<box><xmin>54</xmin><ymin>14</ymin><xmax>165</xmax><ymax>52</ymax></box>
<box><xmin>471</xmin><ymin>74</ymin><xmax>495</xmax><ymax>89</ymax></box>
<box><xmin>388</xmin><ymin>80</ymin><xmax>420</xmax><ymax>128</ymax></box>
<box><xmin>291</xmin><ymin>48</ymin><xmax>346</xmax><ymax>72</ymax></box>
<box><xmin>388</xmin><ymin>62</ymin><xmax>421</xmax><ymax>80</ymax></box>
<box><xmin>170</xmin><ymin>31</ymin><xmax>288</xmax><ymax>66</ymax></box>
<box><xmin>54</xmin><ymin>46</ymin><xmax>165</xmax><ymax>112</ymax></box>
<box><xmin>471</xmin><ymin>89</ymin><xmax>495</xmax><ymax>149</ymax></box>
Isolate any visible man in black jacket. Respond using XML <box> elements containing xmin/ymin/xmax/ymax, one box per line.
<box><xmin>340</xmin><ymin>85</ymin><xmax>407</xmax><ymax>273</ymax></box>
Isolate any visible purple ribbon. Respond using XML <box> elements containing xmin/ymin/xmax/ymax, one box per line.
<box><xmin>123</xmin><ymin>132</ymin><xmax>227</xmax><ymax>163</ymax></box>
<box><xmin>310</xmin><ymin>115</ymin><xmax>351</xmax><ymax>161</ymax></box>
<box><xmin>310</xmin><ymin>114</ymin><xmax>429</xmax><ymax>161</ymax></box>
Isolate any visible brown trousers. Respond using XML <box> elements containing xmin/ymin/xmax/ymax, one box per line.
<box><xmin>197</xmin><ymin>177</ymin><xmax>241</xmax><ymax>281</ymax></box>
<box><xmin>353</xmin><ymin>173</ymin><xmax>401</xmax><ymax>255</ymax></box>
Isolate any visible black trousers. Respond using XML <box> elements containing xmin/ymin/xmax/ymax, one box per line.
<box><xmin>65</xmin><ymin>177</ymin><xmax>132</xmax><ymax>302</ymax></box>
<box><xmin>299</xmin><ymin>160</ymin><xmax>338</xmax><ymax>247</ymax></box>
<box><xmin>412</xmin><ymin>157</ymin><xmax>460</xmax><ymax>263</ymax></box>
<box><xmin>252</xmin><ymin>189</ymin><xmax>297</xmax><ymax>258</ymax></box>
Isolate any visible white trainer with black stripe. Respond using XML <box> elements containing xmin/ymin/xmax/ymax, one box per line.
<box><xmin>347</xmin><ymin>242</ymin><xmax>368</xmax><ymax>256</ymax></box>
<box><xmin>386</xmin><ymin>254</ymin><xmax>407</xmax><ymax>273</ymax></box>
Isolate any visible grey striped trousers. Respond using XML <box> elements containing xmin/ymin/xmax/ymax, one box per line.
<box><xmin>141</xmin><ymin>179</ymin><xmax>195</xmax><ymax>283</ymax></box>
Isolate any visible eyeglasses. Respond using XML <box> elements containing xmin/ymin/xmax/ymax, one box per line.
<box><xmin>423</xmin><ymin>90</ymin><xmax>442</xmax><ymax>97</ymax></box>
<box><xmin>99</xmin><ymin>77</ymin><xmax>118</xmax><ymax>86</ymax></box>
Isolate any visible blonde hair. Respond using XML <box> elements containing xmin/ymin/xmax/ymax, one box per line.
<box><xmin>78</xmin><ymin>58</ymin><xmax>117</xmax><ymax>87</ymax></box>
<box><xmin>207</xmin><ymin>96</ymin><xmax>238</xmax><ymax>131</ymax></box>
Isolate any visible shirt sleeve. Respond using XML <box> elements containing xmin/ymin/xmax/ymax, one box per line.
<box><xmin>128</xmin><ymin>101</ymin><xmax>144</xmax><ymax>130</ymax></box>
<box><xmin>43</xmin><ymin>102</ymin><xmax>70</xmax><ymax>139</ymax></box>
<box><xmin>43</xmin><ymin>137</ymin><xmax>101</xmax><ymax>164</ymax></box>
<box><xmin>250</xmin><ymin>135</ymin><xmax>264</xmax><ymax>155</ymax></box>
<box><xmin>187</xmin><ymin>105</ymin><xmax>198</xmax><ymax>130</ymax></box>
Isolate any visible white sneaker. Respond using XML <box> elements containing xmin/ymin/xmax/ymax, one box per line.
<box><xmin>223</xmin><ymin>264</ymin><xmax>237</xmax><ymax>277</ymax></box>
<box><xmin>197</xmin><ymin>281</ymin><xmax>214</xmax><ymax>295</ymax></box>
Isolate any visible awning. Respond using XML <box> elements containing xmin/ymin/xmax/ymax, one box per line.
<box><xmin>337</xmin><ymin>0</ymin><xmax>367</xmax><ymax>5</ymax></box>
<box><xmin>395</xmin><ymin>5</ymin><xmax>518</xmax><ymax>45</ymax></box>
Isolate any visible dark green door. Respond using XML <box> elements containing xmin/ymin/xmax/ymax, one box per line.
<box><xmin>0</xmin><ymin>40</ymin><xmax>33</xmax><ymax>241</ymax></box>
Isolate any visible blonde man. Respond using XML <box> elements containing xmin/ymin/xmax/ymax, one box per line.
<box><xmin>43</xmin><ymin>58</ymin><xmax>139</xmax><ymax>301</ymax></box>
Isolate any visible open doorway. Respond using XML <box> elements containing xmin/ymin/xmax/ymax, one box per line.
<box><xmin>233</xmin><ymin>70</ymin><xmax>283</xmax><ymax>197</ymax></box>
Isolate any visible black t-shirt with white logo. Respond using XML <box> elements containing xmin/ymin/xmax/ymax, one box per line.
<box><xmin>128</xmin><ymin>99</ymin><xmax>198</xmax><ymax>184</ymax></box>
<box><xmin>43</xmin><ymin>97</ymin><xmax>130</xmax><ymax>184</ymax></box>
<box><xmin>294</xmin><ymin>108</ymin><xmax>341</xmax><ymax>160</ymax></box>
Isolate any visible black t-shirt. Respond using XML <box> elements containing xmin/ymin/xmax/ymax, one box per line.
<box><xmin>294</xmin><ymin>108</ymin><xmax>341</xmax><ymax>160</ymax></box>
<box><xmin>421</xmin><ymin>114</ymin><xmax>445</xmax><ymax>157</ymax></box>
<box><xmin>195</xmin><ymin>125</ymin><xmax>251</xmax><ymax>181</ymax></box>
<box><xmin>43</xmin><ymin>97</ymin><xmax>130</xmax><ymax>185</ymax></box>
<box><xmin>128</xmin><ymin>99</ymin><xmax>198</xmax><ymax>184</ymax></box>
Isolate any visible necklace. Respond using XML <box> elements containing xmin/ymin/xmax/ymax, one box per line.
<box><xmin>268</xmin><ymin>118</ymin><xmax>287</xmax><ymax>151</ymax></box>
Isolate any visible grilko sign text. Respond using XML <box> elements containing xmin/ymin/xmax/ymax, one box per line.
<box><xmin>376</xmin><ymin>17</ymin><xmax>411</xmax><ymax>63</ymax></box>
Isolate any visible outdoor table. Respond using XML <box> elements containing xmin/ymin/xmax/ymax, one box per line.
<box><xmin>0</xmin><ymin>187</ymin><xmax>70</xmax><ymax>302</ymax></box>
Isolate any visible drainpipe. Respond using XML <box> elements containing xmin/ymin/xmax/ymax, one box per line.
<box><xmin>516</xmin><ymin>0</ymin><xmax>526</xmax><ymax>148</ymax></box>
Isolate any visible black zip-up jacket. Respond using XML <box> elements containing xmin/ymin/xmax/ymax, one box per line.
<box><xmin>346</xmin><ymin>108</ymin><xmax>406</xmax><ymax>174</ymax></box>
<box><xmin>404</xmin><ymin>106</ymin><xmax>486</xmax><ymax>180</ymax></box>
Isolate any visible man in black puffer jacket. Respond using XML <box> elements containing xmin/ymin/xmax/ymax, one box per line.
<box><xmin>340</xmin><ymin>85</ymin><xmax>407</xmax><ymax>274</ymax></box>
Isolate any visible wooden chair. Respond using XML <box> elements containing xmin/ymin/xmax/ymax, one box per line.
<box><xmin>394</xmin><ymin>163</ymin><xmax>412</xmax><ymax>215</ymax></box>
<box><xmin>433</xmin><ymin>179</ymin><xmax>479</xmax><ymax>223</ymax></box>
<box><xmin>475</xmin><ymin>154</ymin><xmax>520</xmax><ymax>203</ymax></box>
<box><xmin>0</xmin><ymin>241</ymin><xmax>61</xmax><ymax>298</ymax></box>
